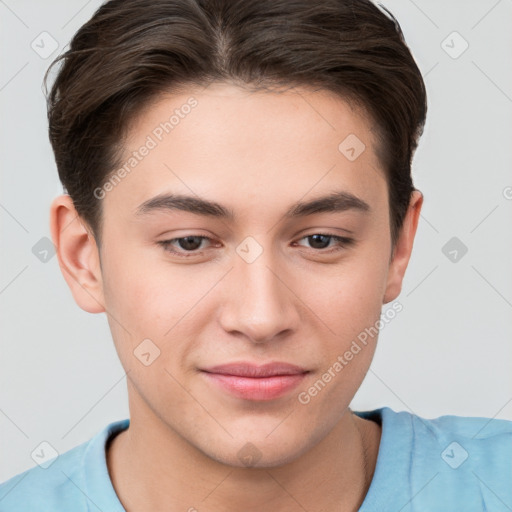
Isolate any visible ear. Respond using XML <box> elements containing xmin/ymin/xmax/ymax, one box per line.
<box><xmin>49</xmin><ymin>195</ymin><xmax>106</xmax><ymax>313</ymax></box>
<box><xmin>383</xmin><ymin>189</ymin><xmax>423</xmax><ymax>304</ymax></box>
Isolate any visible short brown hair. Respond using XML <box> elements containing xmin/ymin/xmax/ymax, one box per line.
<box><xmin>44</xmin><ymin>0</ymin><xmax>427</xmax><ymax>248</ymax></box>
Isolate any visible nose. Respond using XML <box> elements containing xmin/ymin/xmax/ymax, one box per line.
<box><xmin>218</xmin><ymin>248</ymin><xmax>301</xmax><ymax>344</ymax></box>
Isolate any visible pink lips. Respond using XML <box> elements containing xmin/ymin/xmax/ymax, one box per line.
<box><xmin>201</xmin><ymin>362</ymin><xmax>309</xmax><ymax>401</ymax></box>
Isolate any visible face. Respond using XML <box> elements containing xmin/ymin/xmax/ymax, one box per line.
<box><xmin>54</xmin><ymin>82</ymin><xmax>421</xmax><ymax>468</ymax></box>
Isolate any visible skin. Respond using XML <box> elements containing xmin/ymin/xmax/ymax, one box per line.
<box><xmin>50</xmin><ymin>82</ymin><xmax>422</xmax><ymax>511</ymax></box>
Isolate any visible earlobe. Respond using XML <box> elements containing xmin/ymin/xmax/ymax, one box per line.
<box><xmin>49</xmin><ymin>195</ymin><xmax>106</xmax><ymax>314</ymax></box>
<box><xmin>383</xmin><ymin>190</ymin><xmax>423</xmax><ymax>304</ymax></box>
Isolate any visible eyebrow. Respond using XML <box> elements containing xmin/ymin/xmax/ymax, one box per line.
<box><xmin>134</xmin><ymin>190</ymin><xmax>370</xmax><ymax>220</ymax></box>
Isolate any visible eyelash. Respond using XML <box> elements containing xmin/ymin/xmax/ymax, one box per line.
<box><xmin>157</xmin><ymin>234</ymin><xmax>355</xmax><ymax>258</ymax></box>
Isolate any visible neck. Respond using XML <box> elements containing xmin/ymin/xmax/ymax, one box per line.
<box><xmin>107</xmin><ymin>394</ymin><xmax>381</xmax><ymax>512</ymax></box>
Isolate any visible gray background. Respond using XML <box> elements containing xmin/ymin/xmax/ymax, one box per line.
<box><xmin>1</xmin><ymin>0</ymin><xmax>511</xmax><ymax>481</ymax></box>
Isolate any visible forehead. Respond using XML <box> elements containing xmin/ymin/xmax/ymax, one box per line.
<box><xmin>106</xmin><ymin>83</ymin><xmax>387</xmax><ymax>221</ymax></box>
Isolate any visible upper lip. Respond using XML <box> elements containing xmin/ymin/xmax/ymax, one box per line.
<box><xmin>201</xmin><ymin>362</ymin><xmax>308</xmax><ymax>378</ymax></box>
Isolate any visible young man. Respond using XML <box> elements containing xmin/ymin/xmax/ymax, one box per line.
<box><xmin>1</xmin><ymin>0</ymin><xmax>511</xmax><ymax>510</ymax></box>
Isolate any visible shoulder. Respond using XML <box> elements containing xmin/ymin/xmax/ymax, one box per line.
<box><xmin>399</xmin><ymin>407</ymin><xmax>512</xmax><ymax>468</ymax></box>
<box><xmin>0</xmin><ymin>439</ymin><xmax>89</xmax><ymax>510</ymax></box>
<box><xmin>357</xmin><ymin>407</ymin><xmax>512</xmax><ymax>511</ymax></box>
<box><xmin>361</xmin><ymin>405</ymin><xmax>512</xmax><ymax>455</ymax></box>
<box><xmin>408</xmin><ymin>409</ymin><xmax>512</xmax><ymax>509</ymax></box>
<box><xmin>0</xmin><ymin>419</ymin><xmax>129</xmax><ymax>511</ymax></box>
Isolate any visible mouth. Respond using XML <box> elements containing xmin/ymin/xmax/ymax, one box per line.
<box><xmin>200</xmin><ymin>362</ymin><xmax>309</xmax><ymax>401</ymax></box>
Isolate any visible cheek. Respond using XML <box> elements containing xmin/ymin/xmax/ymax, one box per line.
<box><xmin>102</xmin><ymin>244</ymin><xmax>179</xmax><ymax>323</ymax></box>
<box><xmin>99</xmin><ymin>248</ymin><xmax>170</xmax><ymax>361</ymax></box>
<box><xmin>100</xmin><ymin>248</ymin><xmax>221</xmax><ymax>365</ymax></box>
<box><xmin>306</xmin><ymin>253</ymin><xmax>389</xmax><ymax>346</ymax></box>
<box><xmin>297</xmin><ymin>262</ymin><xmax>387</xmax><ymax>415</ymax></box>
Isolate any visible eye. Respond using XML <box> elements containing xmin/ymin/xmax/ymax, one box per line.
<box><xmin>295</xmin><ymin>234</ymin><xmax>354</xmax><ymax>252</ymax></box>
<box><xmin>157</xmin><ymin>236</ymin><xmax>214</xmax><ymax>258</ymax></box>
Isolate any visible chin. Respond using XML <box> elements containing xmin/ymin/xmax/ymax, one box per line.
<box><xmin>200</xmin><ymin>432</ymin><xmax>312</xmax><ymax>470</ymax></box>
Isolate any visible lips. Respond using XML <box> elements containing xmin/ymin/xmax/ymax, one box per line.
<box><xmin>200</xmin><ymin>362</ymin><xmax>309</xmax><ymax>401</ymax></box>
<box><xmin>202</xmin><ymin>362</ymin><xmax>308</xmax><ymax>377</ymax></box>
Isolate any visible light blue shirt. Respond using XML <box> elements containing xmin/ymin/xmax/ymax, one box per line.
<box><xmin>1</xmin><ymin>407</ymin><xmax>511</xmax><ymax>511</ymax></box>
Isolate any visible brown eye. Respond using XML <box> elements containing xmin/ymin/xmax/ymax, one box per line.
<box><xmin>175</xmin><ymin>236</ymin><xmax>204</xmax><ymax>251</ymax></box>
<box><xmin>157</xmin><ymin>236</ymin><xmax>213</xmax><ymax>257</ymax></box>
<box><xmin>297</xmin><ymin>234</ymin><xmax>354</xmax><ymax>251</ymax></box>
<box><xmin>307</xmin><ymin>234</ymin><xmax>332</xmax><ymax>249</ymax></box>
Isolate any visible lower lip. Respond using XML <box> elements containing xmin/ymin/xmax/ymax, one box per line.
<box><xmin>201</xmin><ymin>372</ymin><xmax>308</xmax><ymax>401</ymax></box>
